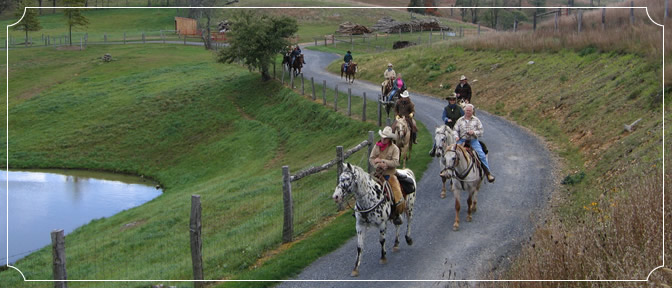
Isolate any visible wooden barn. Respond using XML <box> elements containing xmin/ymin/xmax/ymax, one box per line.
<box><xmin>175</xmin><ymin>17</ymin><xmax>198</xmax><ymax>35</ymax></box>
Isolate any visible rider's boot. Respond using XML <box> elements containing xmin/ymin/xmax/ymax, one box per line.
<box><xmin>412</xmin><ymin>132</ymin><xmax>418</xmax><ymax>144</ymax></box>
<box><xmin>483</xmin><ymin>166</ymin><xmax>496</xmax><ymax>183</ymax></box>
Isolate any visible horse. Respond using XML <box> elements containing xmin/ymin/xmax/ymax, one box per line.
<box><xmin>430</xmin><ymin>125</ymin><xmax>457</xmax><ymax>199</ymax></box>
<box><xmin>291</xmin><ymin>54</ymin><xmax>304</xmax><ymax>77</ymax></box>
<box><xmin>332</xmin><ymin>163</ymin><xmax>417</xmax><ymax>277</ymax></box>
<box><xmin>441</xmin><ymin>143</ymin><xmax>485</xmax><ymax>231</ymax></box>
<box><xmin>392</xmin><ymin>115</ymin><xmax>412</xmax><ymax>169</ymax></box>
<box><xmin>341</xmin><ymin>62</ymin><xmax>357</xmax><ymax>84</ymax></box>
<box><xmin>281</xmin><ymin>52</ymin><xmax>291</xmax><ymax>72</ymax></box>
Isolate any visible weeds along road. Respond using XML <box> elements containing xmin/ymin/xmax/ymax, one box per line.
<box><xmin>274</xmin><ymin>48</ymin><xmax>557</xmax><ymax>286</ymax></box>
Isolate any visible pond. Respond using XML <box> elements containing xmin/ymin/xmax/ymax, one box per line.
<box><xmin>0</xmin><ymin>170</ymin><xmax>162</xmax><ymax>264</ymax></box>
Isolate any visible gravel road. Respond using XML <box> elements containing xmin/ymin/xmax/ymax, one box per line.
<box><xmin>275</xmin><ymin>48</ymin><xmax>556</xmax><ymax>287</ymax></box>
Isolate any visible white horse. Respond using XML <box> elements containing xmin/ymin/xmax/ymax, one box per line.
<box><xmin>430</xmin><ymin>125</ymin><xmax>457</xmax><ymax>199</ymax></box>
<box><xmin>441</xmin><ymin>143</ymin><xmax>485</xmax><ymax>231</ymax></box>
<box><xmin>332</xmin><ymin>163</ymin><xmax>417</xmax><ymax>277</ymax></box>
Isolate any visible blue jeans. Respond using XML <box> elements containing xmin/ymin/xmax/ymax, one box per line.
<box><xmin>457</xmin><ymin>138</ymin><xmax>490</xmax><ymax>171</ymax></box>
<box><xmin>387</xmin><ymin>88</ymin><xmax>398</xmax><ymax>101</ymax></box>
<box><xmin>343</xmin><ymin>63</ymin><xmax>348</xmax><ymax>72</ymax></box>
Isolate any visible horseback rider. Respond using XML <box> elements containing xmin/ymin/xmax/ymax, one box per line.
<box><xmin>382</xmin><ymin>63</ymin><xmax>396</xmax><ymax>91</ymax></box>
<box><xmin>394</xmin><ymin>90</ymin><xmax>418</xmax><ymax>144</ymax></box>
<box><xmin>387</xmin><ymin>73</ymin><xmax>406</xmax><ymax>102</ymax></box>
<box><xmin>343</xmin><ymin>50</ymin><xmax>353</xmax><ymax>72</ymax></box>
<box><xmin>443</xmin><ymin>93</ymin><xmax>464</xmax><ymax>129</ymax></box>
<box><xmin>454</xmin><ymin>75</ymin><xmax>472</xmax><ymax>104</ymax></box>
<box><xmin>453</xmin><ymin>104</ymin><xmax>495</xmax><ymax>182</ymax></box>
<box><xmin>370</xmin><ymin>126</ymin><xmax>404</xmax><ymax>225</ymax></box>
<box><xmin>290</xmin><ymin>45</ymin><xmax>305</xmax><ymax>66</ymax></box>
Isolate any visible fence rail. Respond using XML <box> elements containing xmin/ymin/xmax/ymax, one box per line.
<box><xmin>282</xmin><ymin>131</ymin><xmax>375</xmax><ymax>243</ymax></box>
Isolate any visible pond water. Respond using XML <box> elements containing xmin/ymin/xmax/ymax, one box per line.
<box><xmin>0</xmin><ymin>170</ymin><xmax>162</xmax><ymax>264</ymax></box>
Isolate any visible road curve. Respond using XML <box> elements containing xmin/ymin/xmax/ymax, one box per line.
<box><xmin>275</xmin><ymin>48</ymin><xmax>556</xmax><ymax>287</ymax></box>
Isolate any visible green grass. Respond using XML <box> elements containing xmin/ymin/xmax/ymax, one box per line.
<box><xmin>0</xmin><ymin>43</ymin><xmax>432</xmax><ymax>287</ymax></box>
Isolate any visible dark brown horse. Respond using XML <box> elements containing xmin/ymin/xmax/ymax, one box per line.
<box><xmin>341</xmin><ymin>62</ymin><xmax>357</xmax><ymax>84</ymax></box>
<box><xmin>291</xmin><ymin>54</ymin><xmax>304</xmax><ymax>77</ymax></box>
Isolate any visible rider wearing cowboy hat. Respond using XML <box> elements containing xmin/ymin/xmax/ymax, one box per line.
<box><xmin>454</xmin><ymin>75</ymin><xmax>472</xmax><ymax>104</ymax></box>
<box><xmin>443</xmin><ymin>93</ymin><xmax>464</xmax><ymax>130</ymax></box>
<box><xmin>343</xmin><ymin>50</ymin><xmax>353</xmax><ymax>72</ymax></box>
<box><xmin>394</xmin><ymin>90</ymin><xmax>418</xmax><ymax>144</ymax></box>
<box><xmin>383</xmin><ymin>63</ymin><xmax>396</xmax><ymax>86</ymax></box>
<box><xmin>370</xmin><ymin>126</ymin><xmax>404</xmax><ymax>225</ymax></box>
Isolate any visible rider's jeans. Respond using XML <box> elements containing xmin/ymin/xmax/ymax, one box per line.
<box><xmin>387</xmin><ymin>88</ymin><xmax>398</xmax><ymax>101</ymax></box>
<box><xmin>457</xmin><ymin>138</ymin><xmax>490</xmax><ymax>171</ymax></box>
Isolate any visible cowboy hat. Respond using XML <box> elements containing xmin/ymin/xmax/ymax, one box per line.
<box><xmin>400</xmin><ymin>90</ymin><xmax>410</xmax><ymax>98</ymax></box>
<box><xmin>460</xmin><ymin>75</ymin><xmax>467</xmax><ymax>81</ymax></box>
<box><xmin>388</xmin><ymin>63</ymin><xmax>393</xmax><ymax>67</ymax></box>
<box><xmin>446</xmin><ymin>93</ymin><xmax>457</xmax><ymax>100</ymax></box>
<box><xmin>378</xmin><ymin>126</ymin><xmax>397</xmax><ymax>140</ymax></box>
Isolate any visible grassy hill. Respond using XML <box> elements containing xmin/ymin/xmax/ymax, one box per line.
<box><xmin>0</xmin><ymin>43</ymin><xmax>432</xmax><ymax>287</ymax></box>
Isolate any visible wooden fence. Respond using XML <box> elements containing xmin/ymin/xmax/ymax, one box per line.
<box><xmin>281</xmin><ymin>131</ymin><xmax>375</xmax><ymax>243</ymax></box>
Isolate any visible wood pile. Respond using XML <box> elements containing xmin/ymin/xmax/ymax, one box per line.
<box><xmin>336</xmin><ymin>22</ymin><xmax>372</xmax><ymax>35</ymax></box>
<box><xmin>393</xmin><ymin>41</ymin><xmax>416</xmax><ymax>49</ymax></box>
<box><xmin>372</xmin><ymin>16</ymin><xmax>451</xmax><ymax>33</ymax></box>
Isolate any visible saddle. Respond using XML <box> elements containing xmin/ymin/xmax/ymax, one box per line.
<box><xmin>396</xmin><ymin>171</ymin><xmax>416</xmax><ymax>194</ymax></box>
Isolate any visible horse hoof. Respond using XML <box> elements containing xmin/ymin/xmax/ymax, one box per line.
<box><xmin>380</xmin><ymin>258</ymin><xmax>387</xmax><ymax>265</ymax></box>
<box><xmin>467</xmin><ymin>216</ymin><xmax>472</xmax><ymax>222</ymax></box>
<box><xmin>393</xmin><ymin>246</ymin><xmax>400</xmax><ymax>252</ymax></box>
<box><xmin>405</xmin><ymin>236</ymin><xmax>413</xmax><ymax>245</ymax></box>
<box><xmin>440</xmin><ymin>191</ymin><xmax>446</xmax><ymax>199</ymax></box>
<box><xmin>453</xmin><ymin>224</ymin><xmax>459</xmax><ymax>231</ymax></box>
<box><xmin>351</xmin><ymin>270</ymin><xmax>359</xmax><ymax>277</ymax></box>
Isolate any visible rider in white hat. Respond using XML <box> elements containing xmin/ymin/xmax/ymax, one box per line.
<box><xmin>455</xmin><ymin>75</ymin><xmax>472</xmax><ymax>103</ymax></box>
<box><xmin>370</xmin><ymin>126</ymin><xmax>404</xmax><ymax>225</ymax></box>
<box><xmin>394</xmin><ymin>90</ymin><xmax>418</xmax><ymax>144</ymax></box>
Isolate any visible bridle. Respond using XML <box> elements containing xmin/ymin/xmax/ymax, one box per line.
<box><xmin>441</xmin><ymin>144</ymin><xmax>474</xmax><ymax>181</ymax></box>
<box><xmin>338</xmin><ymin>171</ymin><xmax>385</xmax><ymax>215</ymax></box>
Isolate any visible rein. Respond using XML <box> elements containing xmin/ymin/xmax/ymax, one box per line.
<box><xmin>442</xmin><ymin>145</ymin><xmax>475</xmax><ymax>181</ymax></box>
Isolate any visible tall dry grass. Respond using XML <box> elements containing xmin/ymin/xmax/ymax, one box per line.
<box><xmin>455</xmin><ymin>0</ymin><xmax>669</xmax><ymax>83</ymax></box>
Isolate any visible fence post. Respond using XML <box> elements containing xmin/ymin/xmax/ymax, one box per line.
<box><xmin>429</xmin><ymin>28</ymin><xmax>432</xmax><ymax>45</ymax></box>
<box><xmin>123</xmin><ymin>32</ymin><xmax>126</xmax><ymax>44</ymax></box>
<box><xmin>368</xmin><ymin>131</ymin><xmax>374</xmax><ymax>173</ymax></box>
<box><xmin>602</xmin><ymin>8</ymin><xmax>606</xmax><ymax>31</ymax></box>
<box><xmin>104</xmin><ymin>33</ymin><xmax>107</xmax><ymax>43</ymax></box>
<box><xmin>555</xmin><ymin>11</ymin><xmax>559</xmax><ymax>32</ymax></box>
<box><xmin>190</xmin><ymin>195</ymin><xmax>204</xmax><ymax>288</ymax></box>
<box><xmin>142</xmin><ymin>32</ymin><xmax>146</xmax><ymax>44</ymax></box>
<box><xmin>578</xmin><ymin>10</ymin><xmax>583</xmax><ymax>33</ymax></box>
<box><xmin>336</xmin><ymin>146</ymin><xmax>344</xmax><ymax>184</ymax></box>
<box><xmin>533</xmin><ymin>13</ymin><xmax>537</xmax><ymax>31</ymax></box>
<box><xmin>282</xmin><ymin>166</ymin><xmax>293</xmax><ymax>243</ymax></box>
<box><xmin>334</xmin><ymin>85</ymin><xmax>338</xmax><ymax>112</ymax></box>
<box><xmin>377</xmin><ymin>95</ymin><xmax>382</xmax><ymax>127</ymax></box>
<box><xmin>362</xmin><ymin>92</ymin><xmax>367</xmax><ymax>122</ymax></box>
<box><xmin>273</xmin><ymin>62</ymin><xmax>276</xmax><ymax>79</ymax></box>
<box><xmin>630</xmin><ymin>1</ymin><xmax>634</xmax><ymax>25</ymax></box>
<box><xmin>80</xmin><ymin>37</ymin><xmax>82</xmax><ymax>51</ymax></box>
<box><xmin>51</xmin><ymin>229</ymin><xmax>67</xmax><ymax>288</ymax></box>
<box><xmin>324</xmin><ymin>37</ymin><xmax>327</xmax><ymax>46</ymax></box>
<box><xmin>281</xmin><ymin>66</ymin><xmax>285</xmax><ymax>84</ymax></box>
<box><xmin>348</xmin><ymin>88</ymin><xmax>352</xmax><ymax>116</ymax></box>
<box><xmin>301</xmin><ymin>74</ymin><xmax>305</xmax><ymax>95</ymax></box>
<box><xmin>290</xmin><ymin>72</ymin><xmax>294</xmax><ymax>88</ymax></box>
<box><xmin>311</xmin><ymin>77</ymin><xmax>316</xmax><ymax>100</ymax></box>
<box><xmin>322</xmin><ymin>80</ymin><xmax>327</xmax><ymax>105</ymax></box>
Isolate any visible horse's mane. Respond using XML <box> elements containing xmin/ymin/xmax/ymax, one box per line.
<box><xmin>348</xmin><ymin>164</ymin><xmax>380</xmax><ymax>191</ymax></box>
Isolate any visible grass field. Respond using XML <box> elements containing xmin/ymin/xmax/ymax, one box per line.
<box><xmin>0</xmin><ymin>43</ymin><xmax>432</xmax><ymax>287</ymax></box>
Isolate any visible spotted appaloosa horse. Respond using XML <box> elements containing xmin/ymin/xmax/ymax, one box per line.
<box><xmin>392</xmin><ymin>115</ymin><xmax>412</xmax><ymax>169</ymax></box>
<box><xmin>341</xmin><ymin>62</ymin><xmax>357</xmax><ymax>84</ymax></box>
<box><xmin>332</xmin><ymin>163</ymin><xmax>416</xmax><ymax>277</ymax></box>
<box><xmin>441</xmin><ymin>143</ymin><xmax>485</xmax><ymax>231</ymax></box>
<box><xmin>430</xmin><ymin>125</ymin><xmax>457</xmax><ymax>199</ymax></box>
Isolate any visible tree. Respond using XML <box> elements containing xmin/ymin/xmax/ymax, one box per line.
<box><xmin>63</xmin><ymin>0</ymin><xmax>89</xmax><ymax>46</ymax></box>
<box><xmin>216</xmin><ymin>10</ymin><xmax>298</xmax><ymax>81</ymax></box>
<box><xmin>13</xmin><ymin>0</ymin><xmax>42</xmax><ymax>46</ymax></box>
<box><xmin>407</xmin><ymin>0</ymin><xmax>424</xmax><ymax>14</ymax></box>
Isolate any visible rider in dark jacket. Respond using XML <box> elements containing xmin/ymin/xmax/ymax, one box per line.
<box><xmin>291</xmin><ymin>45</ymin><xmax>305</xmax><ymax>66</ymax></box>
<box><xmin>343</xmin><ymin>51</ymin><xmax>353</xmax><ymax>72</ymax></box>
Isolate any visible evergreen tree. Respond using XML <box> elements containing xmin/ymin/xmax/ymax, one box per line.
<box><xmin>13</xmin><ymin>0</ymin><xmax>42</xmax><ymax>46</ymax></box>
<box><xmin>216</xmin><ymin>10</ymin><xmax>298</xmax><ymax>81</ymax></box>
<box><xmin>63</xmin><ymin>0</ymin><xmax>89</xmax><ymax>46</ymax></box>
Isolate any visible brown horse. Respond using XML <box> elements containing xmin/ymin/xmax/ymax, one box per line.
<box><xmin>291</xmin><ymin>54</ymin><xmax>304</xmax><ymax>77</ymax></box>
<box><xmin>392</xmin><ymin>115</ymin><xmax>412</xmax><ymax>169</ymax></box>
<box><xmin>341</xmin><ymin>62</ymin><xmax>357</xmax><ymax>84</ymax></box>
